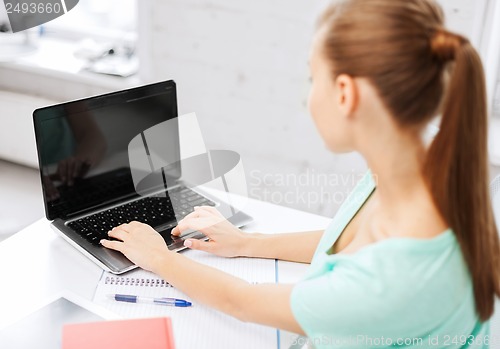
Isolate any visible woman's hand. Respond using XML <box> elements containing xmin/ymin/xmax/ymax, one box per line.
<box><xmin>100</xmin><ymin>221</ymin><xmax>170</xmax><ymax>273</ymax></box>
<box><xmin>171</xmin><ymin>206</ymin><xmax>249</xmax><ymax>258</ymax></box>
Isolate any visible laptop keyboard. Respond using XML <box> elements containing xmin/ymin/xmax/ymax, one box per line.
<box><xmin>67</xmin><ymin>187</ymin><xmax>215</xmax><ymax>245</ymax></box>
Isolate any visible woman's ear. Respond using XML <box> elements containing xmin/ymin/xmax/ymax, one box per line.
<box><xmin>335</xmin><ymin>74</ymin><xmax>358</xmax><ymax>119</ymax></box>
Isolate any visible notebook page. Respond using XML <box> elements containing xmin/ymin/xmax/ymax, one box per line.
<box><xmin>93</xmin><ymin>250</ymin><xmax>277</xmax><ymax>349</ymax></box>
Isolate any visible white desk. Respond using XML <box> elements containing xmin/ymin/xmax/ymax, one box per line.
<box><xmin>0</xmin><ymin>197</ymin><xmax>330</xmax><ymax>349</ymax></box>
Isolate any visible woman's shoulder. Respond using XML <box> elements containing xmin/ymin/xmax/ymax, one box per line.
<box><xmin>333</xmin><ymin>229</ymin><xmax>466</xmax><ymax>283</ymax></box>
<box><xmin>314</xmin><ymin>230</ymin><xmax>469</xmax><ymax>304</ymax></box>
<box><xmin>292</xmin><ymin>230</ymin><xmax>477</xmax><ymax>338</ymax></box>
<box><xmin>339</xmin><ymin>230</ymin><xmax>471</xmax><ymax>311</ymax></box>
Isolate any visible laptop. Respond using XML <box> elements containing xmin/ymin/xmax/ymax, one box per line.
<box><xmin>33</xmin><ymin>80</ymin><xmax>253</xmax><ymax>274</ymax></box>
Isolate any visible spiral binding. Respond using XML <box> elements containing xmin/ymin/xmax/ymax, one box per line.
<box><xmin>104</xmin><ymin>276</ymin><xmax>173</xmax><ymax>287</ymax></box>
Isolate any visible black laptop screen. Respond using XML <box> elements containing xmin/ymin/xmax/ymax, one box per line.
<box><xmin>33</xmin><ymin>81</ymin><xmax>179</xmax><ymax>220</ymax></box>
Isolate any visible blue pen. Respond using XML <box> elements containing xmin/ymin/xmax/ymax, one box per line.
<box><xmin>107</xmin><ymin>294</ymin><xmax>192</xmax><ymax>307</ymax></box>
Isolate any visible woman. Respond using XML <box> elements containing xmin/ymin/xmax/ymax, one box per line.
<box><xmin>101</xmin><ymin>0</ymin><xmax>500</xmax><ymax>346</ymax></box>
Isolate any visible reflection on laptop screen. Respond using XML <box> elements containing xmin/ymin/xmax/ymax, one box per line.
<box><xmin>34</xmin><ymin>81</ymin><xmax>179</xmax><ymax>220</ymax></box>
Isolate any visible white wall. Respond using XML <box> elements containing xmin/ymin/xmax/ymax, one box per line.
<box><xmin>139</xmin><ymin>0</ymin><xmax>485</xmax><ymax>216</ymax></box>
<box><xmin>0</xmin><ymin>0</ymin><xmax>487</xmax><ymax>217</ymax></box>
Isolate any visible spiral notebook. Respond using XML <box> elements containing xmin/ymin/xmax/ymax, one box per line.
<box><xmin>93</xmin><ymin>250</ymin><xmax>277</xmax><ymax>349</ymax></box>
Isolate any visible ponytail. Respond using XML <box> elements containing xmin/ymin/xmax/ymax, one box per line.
<box><xmin>424</xmin><ymin>29</ymin><xmax>500</xmax><ymax>321</ymax></box>
<box><xmin>318</xmin><ymin>0</ymin><xmax>500</xmax><ymax>321</ymax></box>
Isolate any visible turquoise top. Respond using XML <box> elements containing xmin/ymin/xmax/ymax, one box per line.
<box><xmin>290</xmin><ymin>171</ymin><xmax>489</xmax><ymax>348</ymax></box>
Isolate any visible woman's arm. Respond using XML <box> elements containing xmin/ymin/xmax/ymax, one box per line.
<box><xmin>101</xmin><ymin>222</ymin><xmax>305</xmax><ymax>334</ymax></box>
<box><xmin>157</xmin><ymin>252</ymin><xmax>303</xmax><ymax>332</ymax></box>
<box><xmin>242</xmin><ymin>231</ymin><xmax>323</xmax><ymax>263</ymax></box>
<box><xmin>172</xmin><ymin>206</ymin><xmax>324</xmax><ymax>263</ymax></box>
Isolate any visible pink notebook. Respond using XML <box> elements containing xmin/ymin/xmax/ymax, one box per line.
<box><xmin>62</xmin><ymin>317</ymin><xmax>175</xmax><ymax>349</ymax></box>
